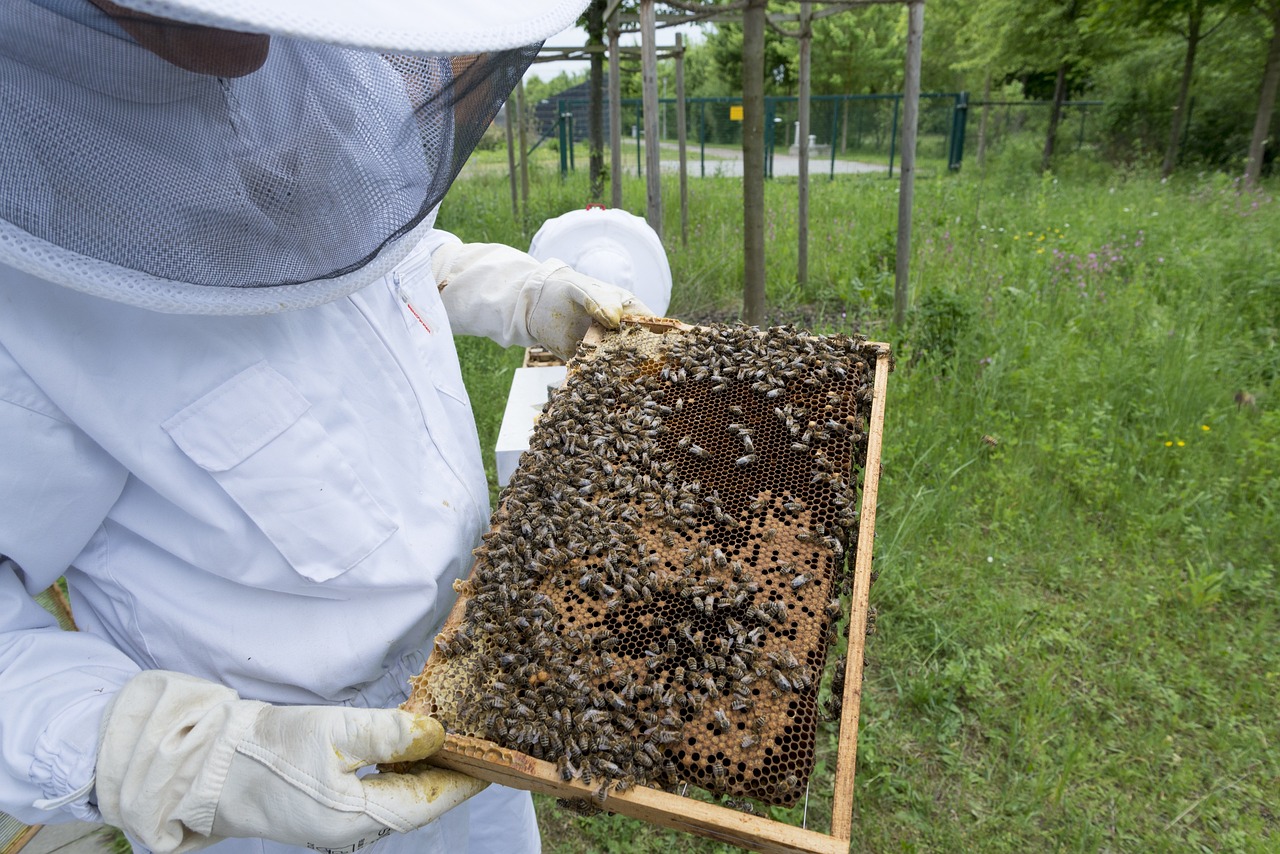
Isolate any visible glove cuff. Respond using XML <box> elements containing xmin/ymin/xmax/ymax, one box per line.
<box><xmin>97</xmin><ymin>670</ymin><xmax>265</xmax><ymax>852</ymax></box>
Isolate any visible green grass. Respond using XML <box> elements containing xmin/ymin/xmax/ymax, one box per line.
<box><xmin>440</xmin><ymin>160</ymin><xmax>1279</xmax><ymax>851</ymax></box>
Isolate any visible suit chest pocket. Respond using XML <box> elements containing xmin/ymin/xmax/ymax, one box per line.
<box><xmin>162</xmin><ymin>361</ymin><xmax>397</xmax><ymax>583</ymax></box>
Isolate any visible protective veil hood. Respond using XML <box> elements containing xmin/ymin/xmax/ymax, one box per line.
<box><xmin>0</xmin><ymin>0</ymin><xmax>588</xmax><ymax>314</ymax></box>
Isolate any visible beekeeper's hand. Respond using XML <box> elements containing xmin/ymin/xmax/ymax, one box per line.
<box><xmin>95</xmin><ymin>670</ymin><xmax>484</xmax><ymax>854</ymax></box>
<box><xmin>431</xmin><ymin>240</ymin><xmax>654</xmax><ymax>359</ymax></box>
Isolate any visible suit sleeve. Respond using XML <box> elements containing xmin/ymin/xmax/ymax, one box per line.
<box><xmin>0</xmin><ymin>373</ymin><xmax>141</xmax><ymax>824</ymax></box>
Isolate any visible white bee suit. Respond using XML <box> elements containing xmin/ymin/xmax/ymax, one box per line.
<box><xmin>0</xmin><ymin>0</ymin><xmax>661</xmax><ymax>848</ymax></box>
<box><xmin>0</xmin><ymin>235</ymin><xmax>543</xmax><ymax>853</ymax></box>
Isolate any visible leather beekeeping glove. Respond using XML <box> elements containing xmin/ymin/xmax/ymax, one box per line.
<box><xmin>95</xmin><ymin>670</ymin><xmax>485</xmax><ymax>854</ymax></box>
<box><xmin>431</xmin><ymin>240</ymin><xmax>655</xmax><ymax>359</ymax></box>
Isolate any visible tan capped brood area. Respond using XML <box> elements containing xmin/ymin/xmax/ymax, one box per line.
<box><xmin>406</xmin><ymin>319</ymin><xmax>889</xmax><ymax>807</ymax></box>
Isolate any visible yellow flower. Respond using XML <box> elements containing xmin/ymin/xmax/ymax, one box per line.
<box><xmin>1037</xmin><ymin>234</ymin><xmax>1046</xmax><ymax>241</ymax></box>
<box><xmin>1201</xmin><ymin>424</ymin><xmax>1210</xmax><ymax>431</ymax></box>
<box><xmin>1013</xmin><ymin>234</ymin><xmax>1020</xmax><ymax>241</ymax></box>
<box><xmin>1164</xmin><ymin>441</ymin><xmax>1173</xmax><ymax>447</ymax></box>
<box><xmin>1176</xmin><ymin>440</ymin><xmax>1186</xmax><ymax>447</ymax></box>
<box><xmin>1036</xmin><ymin>247</ymin><xmax>1045</xmax><ymax>254</ymax></box>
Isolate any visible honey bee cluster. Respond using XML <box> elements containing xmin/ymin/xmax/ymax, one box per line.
<box><xmin>410</xmin><ymin>321</ymin><xmax>887</xmax><ymax>807</ymax></box>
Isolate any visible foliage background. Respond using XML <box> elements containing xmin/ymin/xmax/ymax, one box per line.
<box><xmin>524</xmin><ymin>0</ymin><xmax>1279</xmax><ymax>176</ymax></box>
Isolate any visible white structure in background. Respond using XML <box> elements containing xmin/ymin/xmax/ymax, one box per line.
<box><xmin>495</xmin><ymin>207</ymin><xmax>672</xmax><ymax>487</ymax></box>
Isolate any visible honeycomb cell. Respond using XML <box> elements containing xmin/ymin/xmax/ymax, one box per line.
<box><xmin>406</xmin><ymin>321</ymin><xmax>887</xmax><ymax>807</ymax></box>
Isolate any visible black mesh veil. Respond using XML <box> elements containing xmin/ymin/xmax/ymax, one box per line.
<box><xmin>0</xmin><ymin>0</ymin><xmax>538</xmax><ymax>310</ymax></box>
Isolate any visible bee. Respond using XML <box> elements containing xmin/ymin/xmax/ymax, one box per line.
<box><xmin>770</xmin><ymin>670</ymin><xmax>793</xmax><ymax>692</ymax></box>
<box><xmin>791</xmin><ymin>574</ymin><xmax>810</xmax><ymax>589</ymax></box>
<box><xmin>740</xmin><ymin>733</ymin><xmax>758</xmax><ymax>749</ymax></box>
<box><xmin>735</xmin><ymin>454</ymin><xmax>756</xmax><ymax>467</ymax></box>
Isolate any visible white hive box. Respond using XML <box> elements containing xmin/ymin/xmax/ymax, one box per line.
<box><xmin>494</xmin><ymin>365</ymin><xmax>567</xmax><ymax>487</ymax></box>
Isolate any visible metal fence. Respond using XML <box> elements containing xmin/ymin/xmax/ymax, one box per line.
<box><xmin>538</xmin><ymin>93</ymin><xmax>970</xmax><ymax>179</ymax></box>
<box><xmin>966</xmin><ymin>99</ymin><xmax>1106</xmax><ymax>166</ymax></box>
<box><xmin>528</xmin><ymin>93</ymin><xmax>1122</xmax><ymax>178</ymax></box>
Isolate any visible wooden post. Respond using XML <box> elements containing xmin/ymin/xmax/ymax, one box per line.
<box><xmin>516</xmin><ymin>79</ymin><xmax>530</xmax><ymax>226</ymax></box>
<box><xmin>893</xmin><ymin>1</ymin><xmax>924</xmax><ymax>328</ymax></box>
<box><xmin>797</xmin><ymin>2</ymin><xmax>812</xmax><ymax>288</ymax></box>
<box><xmin>676</xmin><ymin>33</ymin><xmax>689</xmax><ymax>247</ymax></box>
<box><xmin>640</xmin><ymin>0</ymin><xmax>663</xmax><ymax>238</ymax></box>
<box><xmin>505</xmin><ymin>100</ymin><xmax>518</xmax><ymax>222</ymax></box>
<box><xmin>742</xmin><ymin>0</ymin><xmax>767</xmax><ymax>326</ymax></box>
<box><xmin>609</xmin><ymin>20</ymin><xmax>623</xmax><ymax>208</ymax></box>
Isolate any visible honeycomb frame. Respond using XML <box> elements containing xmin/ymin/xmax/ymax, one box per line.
<box><xmin>404</xmin><ymin>318</ymin><xmax>891</xmax><ymax>854</ymax></box>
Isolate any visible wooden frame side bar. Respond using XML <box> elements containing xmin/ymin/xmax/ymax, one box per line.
<box><xmin>829</xmin><ymin>351</ymin><xmax>890</xmax><ymax>838</ymax></box>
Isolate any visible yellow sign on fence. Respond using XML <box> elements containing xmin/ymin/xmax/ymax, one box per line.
<box><xmin>729</xmin><ymin>104</ymin><xmax>743</xmax><ymax>121</ymax></box>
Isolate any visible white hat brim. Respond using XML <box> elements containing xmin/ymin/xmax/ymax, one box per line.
<box><xmin>530</xmin><ymin>208</ymin><xmax>673</xmax><ymax>317</ymax></box>
<box><xmin>109</xmin><ymin>0</ymin><xmax>589</xmax><ymax>55</ymax></box>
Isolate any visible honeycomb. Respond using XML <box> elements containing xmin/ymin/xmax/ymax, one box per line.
<box><xmin>407</xmin><ymin>320</ymin><xmax>889</xmax><ymax>807</ymax></box>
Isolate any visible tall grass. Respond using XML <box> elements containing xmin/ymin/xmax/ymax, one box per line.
<box><xmin>441</xmin><ymin>161</ymin><xmax>1279</xmax><ymax>851</ymax></box>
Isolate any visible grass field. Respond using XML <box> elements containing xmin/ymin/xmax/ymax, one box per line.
<box><xmin>438</xmin><ymin>153</ymin><xmax>1279</xmax><ymax>852</ymax></box>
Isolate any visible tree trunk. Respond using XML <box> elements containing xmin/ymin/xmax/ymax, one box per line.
<box><xmin>797</xmin><ymin>2</ymin><xmax>812</xmax><ymax>288</ymax></box>
<box><xmin>1245</xmin><ymin>2</ymin><xmax>1280</xmax><ymax>189</ymax></box>
<box><xmin>676</xmin><ymin>33</ymin><xmax>689</xmax><ymax>247</ymax></box>
<box><xmin>587</xmin><ymin>0</ymin><xmax>605</xmax><ymax>201</ymax></box>
<box><xmin>609</xmin><ymin>21</ymin><xmax>623</xmax><ymax>208</ymax></box>
<box><xmin>1042</xmin><ymin>62</ymin><xmax>1067</xmax><ymax>173</ymax></box>
<box><xmin>894</xmin><ymin>0</ymin><xmax>924</xmax><ymax>328</ymax></box>
<box><xmin>1163</xmin><ymin>6</ymin><xmax>1203</xmax><ymax>178</ymax></box>
<box><xmin>640</xmin><ymin>0</ymin><xmax>662</xmax><ymax>238</ymax></box>
<box><xmin>742</xmin><ymin>0</ymin><xmax>767</xmax><ymax>325</ymax></box>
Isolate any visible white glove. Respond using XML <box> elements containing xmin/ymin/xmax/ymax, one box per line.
<box><xmin>95</xmin><ymin>670</ymin><xmax>485</xmax><ymax>854</ymax></box>
<box><xmin>431</xmin><ymin>240</ymin><xmax>655</xmax><ymax>359</ymax></box>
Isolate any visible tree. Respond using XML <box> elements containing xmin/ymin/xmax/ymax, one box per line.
<box><xmin>1245</xmin><ymin>0</ymin><xmax>1280</xmax><ymax>186</ymax></box>
<box><xmin>1100</xmin><ymin>0</ymin><xmax>1238</xmax><ymax>176</ymax></box>
<box><xmin>966</xmin><ymin>0</ymin><xmax>1106</xmax><ymax>172</ymax></box>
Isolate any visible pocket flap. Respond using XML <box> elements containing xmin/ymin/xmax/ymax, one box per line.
<box><xmin>161</xmin><ymin>362</ymin><xmax>396</xmax><ymax>582</ymax></box>
<box><xmin>163</xmin><ymin>362</ymin><xmax>309</xmax><ymax>472</ymax></box>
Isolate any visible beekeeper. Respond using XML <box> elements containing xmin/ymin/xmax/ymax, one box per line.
<box><xmin>0</xmin><ymin>1</ymin><xmax>651</xmax><ymax>852</ymax></box>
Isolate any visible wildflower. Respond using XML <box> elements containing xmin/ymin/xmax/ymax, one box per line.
<box><xmin>1201</xmin><ymin>424</ymin><xmax>1210</xmax><ymax>432</ymax></box>
<box><xmin>1176</xmin><ymin>440</ymin><xmax>1185</xmax><ymax>447</ymax></box>
<box><xmin>1164</xmin><ymin>441</ymin><xmax>1173</xmax><ymax>447</ymax></box>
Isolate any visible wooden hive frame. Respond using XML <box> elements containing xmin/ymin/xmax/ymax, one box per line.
<box><xmin>407</xmin><ymin>318</ymin><xmax>890</xmax><ymax>854</ymax></box>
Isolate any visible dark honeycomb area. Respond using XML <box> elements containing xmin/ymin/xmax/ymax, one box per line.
<box><xmin>408</xmin><ymin>321</ymin><xmax>888</xmax><ymax>807</ymax></box>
